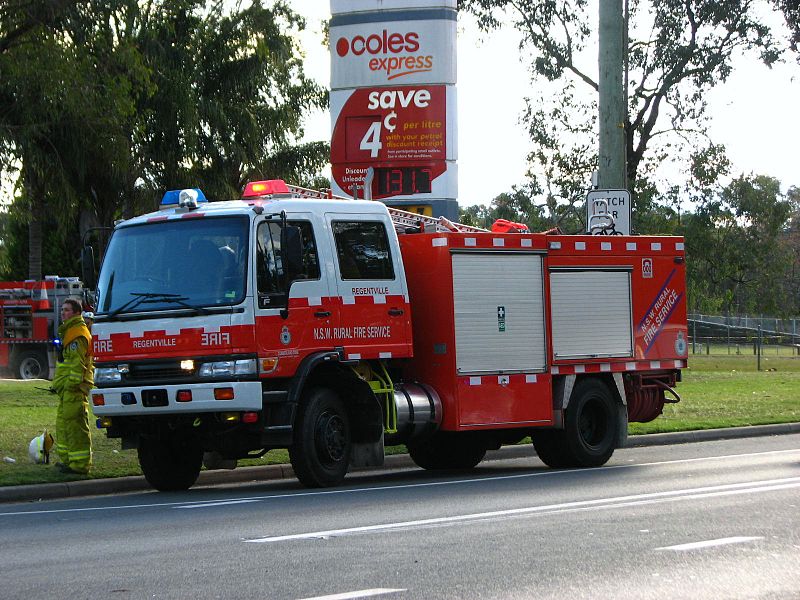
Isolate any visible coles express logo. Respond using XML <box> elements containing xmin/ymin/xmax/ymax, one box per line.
<box><xmin>336</xmin><ymin>29</ymin><xmax>433</xmax><ymax>80</ymax></box>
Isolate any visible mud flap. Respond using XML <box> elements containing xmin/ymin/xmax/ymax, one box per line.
<box><xmin>350</xmin><ymin>437</ymin><xmax>385</xmax><ymax>468</ymax></box>
<box><xmin>615</xmin><ymin>403</ymin><xmax>628</xmax><ymax>448</ymax></box>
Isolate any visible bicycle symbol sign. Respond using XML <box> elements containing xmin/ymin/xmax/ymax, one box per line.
<box><xmin>586</xmin><ymin>189</ymin><xmax>631</xmax><ymax>235</ymax></box>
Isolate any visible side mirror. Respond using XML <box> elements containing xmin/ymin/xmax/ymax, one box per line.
<box><xmin>280</xmin><ymin>226</ymin><xmax>303</xmax><ymax>283</ymax></box>
<box><xmin>80</xmin><ymin>246</ymin><xmax>96</xmax><ymax>290</ymax></box>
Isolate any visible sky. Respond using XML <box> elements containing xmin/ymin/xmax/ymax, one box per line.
<box><xmin>292</xmin><ymin>2</ymin><xmax>800</xmax><ymax>207</ymax></box>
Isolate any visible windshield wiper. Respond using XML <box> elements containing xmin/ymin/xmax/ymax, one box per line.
<box><xmin>106</xmin><ymin>292</ymin><xmax>209</xmax><ymax>318</ymax></box>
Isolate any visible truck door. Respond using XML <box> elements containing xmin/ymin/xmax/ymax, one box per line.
<box><xmin>253</xmin><ymin>214</ymin><xmax>337</xmax><ymax>376</ymax></box>
<box><xmin>324</xmin><ymin>213</ymin><xmax>412</xmax><ymax>360</ymax></box>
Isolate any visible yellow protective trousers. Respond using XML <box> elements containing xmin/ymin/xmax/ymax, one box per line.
<box><xmin>56</xmin><ymin>388</ymin><xmax>92</xmax><ymax>473</ymax></box>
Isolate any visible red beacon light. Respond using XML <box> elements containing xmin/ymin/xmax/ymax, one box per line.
<box><xmin>242</xmin><ymin>179</ymin><xmax>292</xmax><ymax>199</ymax></box>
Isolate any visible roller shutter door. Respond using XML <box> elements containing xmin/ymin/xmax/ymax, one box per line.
<box><xmin>550</xmin><ymin>269</ymin><xmax>632</xmax><ymax>359</ymax></box>
<box><xmin>452</xmin><ymin>253</ymin><xmax>546</xmax><ymax>373</ymax></box>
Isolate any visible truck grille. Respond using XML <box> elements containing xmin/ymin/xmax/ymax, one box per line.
<box><xmin>126</xmin><ymin>361</ymin><xmax>192</xmax><ymax>382</ymax></box>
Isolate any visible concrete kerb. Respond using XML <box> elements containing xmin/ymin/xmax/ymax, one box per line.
<box><xmin>1</xmin><ymin>423</ymin><xmax>798</xmax><ymax>504</ymax></box>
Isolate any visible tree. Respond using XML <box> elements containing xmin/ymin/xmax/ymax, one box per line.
<box><xmin>0</xmin><ymin>0</ymin><xmax>329</xmax><ymax>279</ymax></box>
<box><xmin>460</xmin><ymin>0</ymin><xmax>782</xmax><ymax>227</ymax></box>
<box><xmin>773</xmin><ymin>0</ymin><xmax>800</xmax><ymax>55</ymax></box>
<box><xmin>0</xmin><ymin>0</ymin><xmax>95</xmax><ymax>279</ymax></box>
<box><xmin>684</xmin><ymin>174</ymin><xmax>797</xmax><ymax>314</ymax></box>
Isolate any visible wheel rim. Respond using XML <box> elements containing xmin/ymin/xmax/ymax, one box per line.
<box><xmin>314</xmin><ymin>410</ymin><xmax>347</xmax><ymax>465</ymax></box>
<box><xmin>19</xmin><ymin>357</ymin><xmax>43</xmax><ymax>379</ymax></box>
<box><xmin>578</xmin><ymin>398</ymin><xmax>609</xmax><ymax>449</ymax></box>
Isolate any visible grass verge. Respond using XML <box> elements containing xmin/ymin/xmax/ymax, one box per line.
<box><xmin>1</xmin><ymin>354</ymin><xmax>798</xmax><ymax>486</ymax></box>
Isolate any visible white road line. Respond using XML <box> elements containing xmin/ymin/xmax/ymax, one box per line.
<box><xmin>656</xmin><ymin>536</ymin><xmax>764</xmax><ymax>551</ymax></box>
<box><xmin>1</xmin><ymin>448</ymin><xmax>798</xmax><ymax>518</ymax></box>
<box><xmin>244</xmin><ymin>477</ymin><xmax>800</xmax><ymax>543</ymax></box>
<box><xmin>178</xmin><ymin>499</ymin><xmax>260</xmax><ymax>509</ymax></box>
<box><xmin>298</xmin><ymin>589</ymin><xmax>405</xmax><ymax>600</ymax></box>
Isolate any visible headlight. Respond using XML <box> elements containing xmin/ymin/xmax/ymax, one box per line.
<box><xmin>199</xmin><ymin>359</ymin><xmax>257</xmax><ymax>378</ymax></box>
<box><xmin>94</xmin><ymin>367</ymin><xmax>122</xmax><ymax>384</ymax></box>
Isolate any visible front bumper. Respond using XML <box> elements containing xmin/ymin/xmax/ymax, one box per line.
<box><xmin>91</xmin><ymin>381</ymin><xmax>263</xmax><ymax>416</ymax></box>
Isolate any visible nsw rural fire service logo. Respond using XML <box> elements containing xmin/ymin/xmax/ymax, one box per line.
<box><xmin>675</xmin><ymin>331</ymin><xmax>687</xmax><ymax>356</ymax></box>
<box><xmin>280</xmin><ymin>326</ymin><xmax>291</xmax><ymax>346</ymax></box>
<box><xmin>642</xmin><ymin>258</ymin><xmax>653</xmax><ymax>278</ymax></box>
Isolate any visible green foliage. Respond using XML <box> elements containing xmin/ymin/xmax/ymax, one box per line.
<box><xmin>684</xmin><ymin>174</ymin><xmax>798</xmax><ymax>314</ymax></box>
<box><xmin>772</xmin><ymin>0</ymin><xmax>800</xmax><ymax>55</ymax></box>
<box><xmin>460</xmin><ymin>0</ymin><xmax>785</xmax><ymax>235</ymax></box>
<box><xmin>0</xmin><ymin>0</ymin><xmax>330</xmax><ymax>279</ymax></box>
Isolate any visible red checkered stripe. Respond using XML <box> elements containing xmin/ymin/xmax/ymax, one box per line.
<box><xmin>287</xmin><ymin>294</ymin><xmax>410</xmax><ymax>307</ymax></box>
<box><xmin>460</xmin><ymin>373</ymin><xmax>544</xmax><ymax>386</ymax></box>
<box><xmin>459</xmin><ymin>360</ymin><xmax>687</xmax><ymax>385</ymax></box>
<box><xmin>550</xmin><ymin>359</ymin><xmax>687</xmax><ymax>375</ymax></box>
<box><xmin>427</xmin><ymin>236</ymin><xmax>685</xmax><ymax>254</ymax></box>
<box><xmin>92</xmin><ymin>323</ymin><xmax>253</xmax><ymax>344</ymax></box>
<box><xmin>547</xmin><ymin>239</ymin><xmax>685</xmax><ymax>253</ymax></box>
<box><xmin>428</xmin><ymin>236</ymin><xmax>547</xmax><ymax>250</ymax></box>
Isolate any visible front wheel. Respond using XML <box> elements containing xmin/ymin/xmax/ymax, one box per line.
<box><xmin>138</xmin><ymin>435</ymin><xmax>203</xmax><ymax>491</ymax></box>
<box><xmin>290</xmin><ymin>388</ymin><xmax>352</xmax><ymax>488</ymax></box>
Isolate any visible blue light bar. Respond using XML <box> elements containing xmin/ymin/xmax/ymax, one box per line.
<box><xmin>160</xmin><ymin>188</ymin><xmax>208</xmax><ymax>206</ymax></box>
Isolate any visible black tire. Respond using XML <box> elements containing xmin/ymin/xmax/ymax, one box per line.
<box><xmin>531</xmin><ymin>429</ymin><xmax>571</xmax><ymax>468</ymax></box>
<box><xmin>562</xmin><ymin>378</ymin><xmax>618</xmax><ymax>467</ymax></box>
<box><xmin>408</xmin><ymin>432</ymin><xmax>487</xmax><ymax>471</ymax></box>
<box><xmin>16</xmin><ymin>350</ymin><xmax>48</xmax><ymax>380</ymax></box>
<box><xmin>138</xmin><ymin>435</ymin><xmax>203</xmax><ymax>491</ymax></box>
<box><xmin>290</xmin><ymin>387</ymin><xmax>352</xmax><ymax>487</ymax></box>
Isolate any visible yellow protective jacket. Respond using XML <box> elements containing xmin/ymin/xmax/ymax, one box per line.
<box><xmin>53</xmin><ymin>316</ymin><xmax>94</xmax><ymax>395</ymax></box>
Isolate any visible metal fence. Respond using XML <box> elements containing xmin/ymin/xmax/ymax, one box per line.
<box><xmin>688</xmin><ymin>313</ymin><xmax>800</xmax><ymax>337</ymax></box>
<box><xmin>687</xmin><ymin>313</ymin><xmax>800</xmax><ymax>368</ymax></box>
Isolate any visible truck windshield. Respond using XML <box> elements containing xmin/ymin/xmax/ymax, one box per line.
<box><xmin>96</xmin><ymin>216</ymin><xmax>248</xmax><ymax>315</ymax></box>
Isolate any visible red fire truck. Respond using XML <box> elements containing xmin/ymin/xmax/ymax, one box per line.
<box><xmin>0</xmin><ymin>277</ymin><xmax>85</xmax><ymax>379</ymax></box>
<box><xmin>88</xmin><ymin>182</ymin><xmax>687</xmax><ymax>491</ymax></box>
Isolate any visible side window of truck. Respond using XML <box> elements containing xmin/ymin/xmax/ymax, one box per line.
<box><xmin>256</xmin><ymin>221</ymin><xmax>320</xmax><ymax>303</ymax></box>
<box><xmin>332</xmin><ymin>221</ymin><xmax>395</xmax><ymax>280</ymax></box>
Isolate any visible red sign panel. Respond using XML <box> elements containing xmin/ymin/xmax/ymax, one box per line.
<box><xmin>331</xmin><ymin>85</ymin><xmax>447</xmax><ymax>200</ymax></box>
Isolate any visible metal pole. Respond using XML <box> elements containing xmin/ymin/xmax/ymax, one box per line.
<box><xmin>757</xmin><ymin>325</ymin><xmax>762</xmax><ymax>371</ymax></box>
<box><xmin>692</xmin><ymin>319</ymin><xmax>697</xmax><ymax>354</ymax></box>
<box><xmin>598</xmin><ymin>0</ymin><xmax>626</xmax><ymax>190</ymax></box>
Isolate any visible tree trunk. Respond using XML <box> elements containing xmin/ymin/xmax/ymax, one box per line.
<box><xmin>25</xmin><ymin>170</ymin><xmax>44</xmax><ymax>281</ymax></box>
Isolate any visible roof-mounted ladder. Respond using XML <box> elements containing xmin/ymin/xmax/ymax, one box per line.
<box><xmin>284</xmin><ymin>184</ymin><xmax>487</xmax><ymax>234</ymax></box>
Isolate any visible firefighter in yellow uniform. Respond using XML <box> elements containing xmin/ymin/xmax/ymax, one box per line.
<box><xmin>53</xmin><ymin>298</ymin><xmax>94</xmax><ymax>474</ymax></box>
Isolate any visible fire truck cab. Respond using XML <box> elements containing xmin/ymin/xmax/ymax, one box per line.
<box><xmin>89</xmin><ymin>183</ymin><xmax>687</xmax><ymax>491</ymax></box>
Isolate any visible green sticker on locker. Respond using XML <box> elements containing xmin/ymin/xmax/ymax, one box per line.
<box><xmin>498</xmin><ymin>306</ymin><xmax>506</xmax><ymax>332</ymax></box>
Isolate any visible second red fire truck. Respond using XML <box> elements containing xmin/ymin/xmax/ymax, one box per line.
<box><xmin>0</xmin><ymin>277</ymin><xmax>85</xmax><ymax>379</ymax></box>
<box><xmin>87</xmin><ymin>182</ymin><xmax>687</xmax><ymax>491</ymax></box>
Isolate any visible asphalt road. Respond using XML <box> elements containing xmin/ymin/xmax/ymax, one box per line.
<box><xmin>1</xmin><ymin>434</ymin><xmax>798</xmax><ymax>600</ymax></box>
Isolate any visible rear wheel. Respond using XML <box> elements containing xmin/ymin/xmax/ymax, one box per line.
<box><xmin>531</xmin><ymin>430</ymin><xmax>570</xmax><ymax>468</ymax></box>
<box><xmin>138</xmin><ymin>434</ymin><xmax>203</xmax><ymax>491</ymax></box>
<box><xmin>563</xmin><ymin>379</ymin><xmax>618</xmax><ymax>467</ymax></box>
<box><xmin>533</xmin><ymin>379</ymin><xmax>619</xmax><ymax>469</ymax></box>
<box><xmin>408</xmin><ymin>432</ymin><xmax>487</xmax><ymax>471</ymax></box>
<box><xmin>290</xmin><ymin>387</ymin><xmax>352</xmax><ymax>487</ymax></box>
<box><xmin>16</xmin><ymin>350</ymin><xmax>48</xmax><ymax>380</ymax></box>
